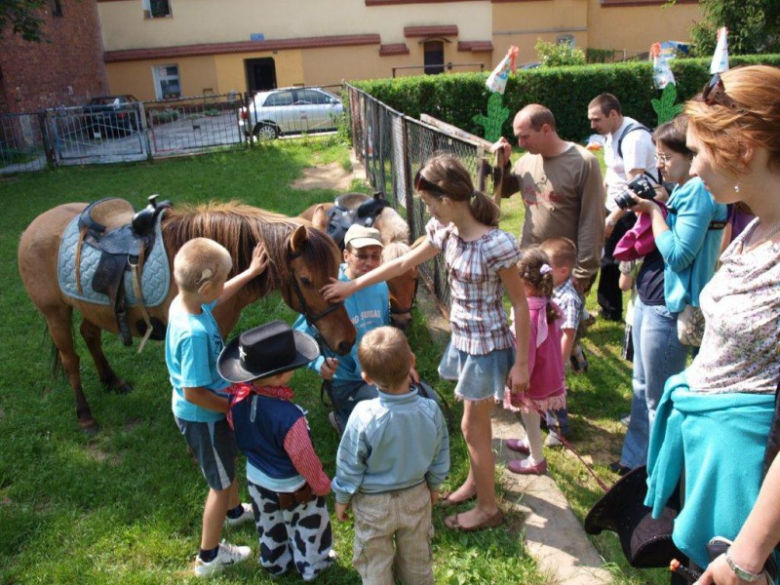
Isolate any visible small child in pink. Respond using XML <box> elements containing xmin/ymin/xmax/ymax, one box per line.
<box><xmin>504</xmin><ymin>247</ymin><xmax>566</xmax><ymax>475</ymax></box>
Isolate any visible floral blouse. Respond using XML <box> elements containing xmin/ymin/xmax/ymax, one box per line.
<box><xmin>688</xmin><ymin>219</ymin><xmax>780</xmax><ymax>394</ymax></box>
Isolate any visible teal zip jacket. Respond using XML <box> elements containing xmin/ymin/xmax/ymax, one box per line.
<box><xmin>655</xmin><ymin>177</ymin><xmax>727</xmax><ymax>312</ymax></box>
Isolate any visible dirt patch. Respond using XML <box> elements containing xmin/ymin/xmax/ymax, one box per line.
<box><xmin>85</xmin><ymin>443</ymin><xmax>121</xmax><ymax>466</ymax></box>
<box><xmin>292</xmin><ymin>162</ymin><xmax>353</xmax><ymax>191</ymax></box>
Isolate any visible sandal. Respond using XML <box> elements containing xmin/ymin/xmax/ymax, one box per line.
<box><xmin>438</xmin><ymin>490</ymin><xmax>476</xmax><ymax>508</ymax></box>
<box><xmin>444</xmin><ymin>511</ymin><xmax>503</xmax><ymax>532</ymax></box>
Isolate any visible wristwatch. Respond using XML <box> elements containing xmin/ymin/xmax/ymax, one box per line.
<box><xmin>725</xmin><ymin>548</ymin><xmax>765</xmax><ymax>582</ymax></box>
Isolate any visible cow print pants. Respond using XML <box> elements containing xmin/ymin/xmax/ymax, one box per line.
<box><xmin>248</xmin><ymin>481</ymin><xmax>334</xmax><ymax>581</ymax></box>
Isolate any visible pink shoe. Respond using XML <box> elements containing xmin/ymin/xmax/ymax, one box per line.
<box><xmin>508</xmin><ymin>458</ymin><xmax>548</xmax><ymax>475</ymax></box>
<box><xmin>506</xmin><ymin>438</ymin><xmax>531</xmax><ymax>455</ymax></box>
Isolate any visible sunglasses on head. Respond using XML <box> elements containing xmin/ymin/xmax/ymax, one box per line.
<box><xmin>702</xmin><ymin>73</ymin><xmax>751</xmax><ymax>116</ymax></box>
<box><xmin>414</xmin><ymin>169</ymin><xmax>448</xmax><ymax>196</ymax></box>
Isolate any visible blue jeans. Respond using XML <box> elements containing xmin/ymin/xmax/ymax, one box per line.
<box><xmin>330</xmin><ymin>380</ymin><xmax>378</xmax><ymax>428</ymax></box>
<box><xmin>620</xmin><ymin>298</ymin><xmax>688</xmax><ymax>469</ymax></box>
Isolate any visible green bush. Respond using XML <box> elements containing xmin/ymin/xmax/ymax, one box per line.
<box><xmin>535</xmin><ymin>39</ymin><xmax>587</xmax><ymax>67</ymax></box>
<box><xmin>351</xmin><ymin>54</ymin><xmax>780</xmax><ymax>142</ymax></box>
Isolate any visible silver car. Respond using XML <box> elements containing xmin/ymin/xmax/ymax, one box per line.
<box><xmin>239</xmin><ymin>87</ymin><xmax>343</xmax><ymax>140</ymax></box>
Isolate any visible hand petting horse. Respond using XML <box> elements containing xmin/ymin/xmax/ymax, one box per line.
<box><xmin>18</xmin><ymin>199</ymin><xmax>356</xmax><ymax>431</ymax></box>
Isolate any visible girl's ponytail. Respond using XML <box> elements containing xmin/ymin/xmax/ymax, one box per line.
<box><xmin>469</xmin><ymin>190</ymin><xmax>500</xmax><ymax>228</ymax></box>
<box><xmin>518</xmin><ymin>248</ymin><xmax>559</xmax><ymax>323</ymax></box>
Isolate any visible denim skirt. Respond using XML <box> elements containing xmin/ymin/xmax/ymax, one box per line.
<box><xmin>438</xmin><ymin>342</ymin><xmax>515</xmax><ymax>402</ymax></box>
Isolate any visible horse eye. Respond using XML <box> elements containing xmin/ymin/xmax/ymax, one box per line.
<box><xmin>299</xmin><ymin>276</ymin><xmax>314</xmax><ymax>288</ymax></box>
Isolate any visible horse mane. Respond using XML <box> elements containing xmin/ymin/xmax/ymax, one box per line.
<box><xmin>382</xmin><ymin>240</ymin><xmax>411</xmax><ymax>263</ymax></box>
<box><xmin>162</xmin><ymin>201</ymin><xmax>339</xmax><ymax>296</ymax></box>
<box><xmin>376</xmin><ymin>207</ymin><xmax>410</xmax><ymax>245</ymax></box>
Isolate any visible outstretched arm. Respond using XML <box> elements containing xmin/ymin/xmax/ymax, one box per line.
<box><xmin>218</xmin><ymin>243</ymin><xmax>268</xmax><ymax>305</ymax></box>
<box><xmin>322</xmin><ymin>239</ymin><xmax>438</xmax><ymax>302</ymax></box>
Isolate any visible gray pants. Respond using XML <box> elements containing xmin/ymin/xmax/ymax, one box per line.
<box><xmin>330</xmin><ymin>380</ymin><xmax>378</xmax><ymax>428</ymax></box>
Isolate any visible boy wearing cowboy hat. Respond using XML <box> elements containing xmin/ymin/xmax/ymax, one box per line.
<box><xmin>218</xmin><ymin>321</ymin><xmax>334</xmax><ymax>581</ymax></box>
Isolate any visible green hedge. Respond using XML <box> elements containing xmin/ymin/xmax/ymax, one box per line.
<box><xmin>351</xmin><ymin>55</ymin><xmax>780</xmax><ymax>143</ymax></box>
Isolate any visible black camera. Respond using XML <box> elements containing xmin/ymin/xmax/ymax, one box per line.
<box><xmin>614</xmin><ymin>175</ymin><xmax>658</xmax><ymax>211</ymax></box>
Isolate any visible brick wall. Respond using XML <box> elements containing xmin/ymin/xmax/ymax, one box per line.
<box><xmin>0</xmin><ymin>0</ymin><xmax>109</xmax><ymax>114</ymax></box>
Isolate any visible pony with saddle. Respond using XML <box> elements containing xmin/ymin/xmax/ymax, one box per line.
<box><xmin>299</xmin><ymin>191</ymin><xmax>421</xmax><ymax>332</ymax></box>
<box><xmin>18</xmin><ymin>197</ymin><xmax>356</xmax><ymax>431</ymax></box>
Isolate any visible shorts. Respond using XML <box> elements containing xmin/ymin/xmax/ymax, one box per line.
<box><xmin>174</xmin><ymin>416</ymin><xmax>237</xmax><ymax>491</ymax></box>
<box><xmin>438</xmin><ymin>342</ymin><xmax>515</xmax><ymax>402</ymax></box>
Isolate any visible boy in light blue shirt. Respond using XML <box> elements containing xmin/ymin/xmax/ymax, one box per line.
<box><xmin>333</xmin><ymin>326</ymin><xmax>450</xmax><ymax>585</ymax></box>
<box><xmin>165</xmin><ymin>237</ymin><xmax>267</xmax><ymax>577</ymax></box>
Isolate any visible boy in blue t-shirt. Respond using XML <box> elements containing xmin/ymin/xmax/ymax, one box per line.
<box><xmin>165</xmin><ymin>237</ymin><xmax>267</xmax><ymax>577</ymax></box>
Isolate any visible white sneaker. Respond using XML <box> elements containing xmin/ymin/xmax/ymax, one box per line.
<box><xmin>224</xmin><ymin>503</ymin><xmax>253</xmax><ymax>528</ymax></box>
<box><xmin>194</xmin><ymin>542</ymin><xmax>252</xmax><ymax>577</ymax></box>
<box><xmin>544</xmin><ymin>432</ymin><xmax>564</xmax><ymax>448</ymax></box>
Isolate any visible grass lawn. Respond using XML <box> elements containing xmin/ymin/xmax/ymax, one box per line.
<box><xmin>1</xmin><ymin>136</ymin><xmax>551</xmax><ymax>584</ymax></box>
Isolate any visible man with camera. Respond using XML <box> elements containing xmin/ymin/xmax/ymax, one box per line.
<box><xmin>492</xmin><ymin>104</ymin><xmax>605</xmax><ymax>294</ymax></box>
<box><xmin>588</xmin><ymin>94</ymin><xmax>659</xmax><ymax>322</ymax></box>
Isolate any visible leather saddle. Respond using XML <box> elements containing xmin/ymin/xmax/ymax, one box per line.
<box><xmin>76</xmin><ymin>194</ymin><xmax>172</xmax><ymax>346</ymax></box>
<box><xmin>325</xmin><ymin>191</ymin><xmax>388</xmax><ymax>249</ymax></box>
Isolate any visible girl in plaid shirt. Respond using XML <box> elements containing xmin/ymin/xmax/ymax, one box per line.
<box><xmin>323</xmin><ymin>153</ymin><xmax>530</xmax><ymax>533</ymax></box>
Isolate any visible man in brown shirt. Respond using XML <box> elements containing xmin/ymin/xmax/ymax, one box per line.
<box><xmin>493</xmin><ymin>104</ymin><xmax>605</xmax><ymax>292</ymax></box>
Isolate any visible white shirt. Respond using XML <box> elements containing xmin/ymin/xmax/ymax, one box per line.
<box><xmin>604</xmin><ymin>116</ymin><xmax>656</xmax><ymax>212</ymax></box>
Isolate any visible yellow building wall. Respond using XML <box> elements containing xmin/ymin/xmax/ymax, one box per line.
<box><xmin>586</xmin><ymin>0</ymin><xmax>701</xmax><ymax>56</ymax></box>
<box><xmin>492</xmin><ymin>0</ymin><xmax>589</xmax><ymax>67</ymax></box>
<box><xmin>98</xmin><ymin>0</ymin><xmax>491</xmax><ymax>51</ymax></box>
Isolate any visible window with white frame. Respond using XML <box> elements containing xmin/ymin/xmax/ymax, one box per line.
<box><xmin>143</xmin><ymin>0</ymin><xmax>172</xmax><ymax>19</ymax></box>
<box><xmin>153</xmin><ymin>65</ymin><xmax>181</xmax><ymax>99</ymax></box>
<box><xmin>556</xmin><ymin>34</ymin><xmax>576</xmax><ymax>47</ymax></box>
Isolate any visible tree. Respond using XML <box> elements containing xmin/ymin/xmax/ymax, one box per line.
<box><xmin>689</xmin><ymin>0</ymin><xmax>780</xmax><ymax>56</ymax></box>
<box><xmin>0</xmin><ymin>0</ymin><xmax>48</xmax><ymax>43</ymax></box>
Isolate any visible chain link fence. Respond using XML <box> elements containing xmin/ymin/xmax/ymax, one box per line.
<box><xmin>345</xmin><ymin>83</ymin><xmax>488</xmax><ymax>311</ymax></box>
<box><xmin>0</xmin><ymin>112</ymin><xmax>50</xmax><ymax>174</ymax></box>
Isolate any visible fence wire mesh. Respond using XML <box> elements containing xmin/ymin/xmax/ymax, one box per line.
<box><xmin>346</xmin><ymin>83</ymin><xmax>486</xmax><ymax>311</ymax></box>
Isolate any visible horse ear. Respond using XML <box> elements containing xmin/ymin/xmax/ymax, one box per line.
<box><xmin>311</xmin><ymin>205</ymin><xmax>328</xmax><ymax>231</ymax></box>
<box><xmin>290</xmin><ymin>225</ymin><xmax>309</xmax><ymax>255</ymax></box>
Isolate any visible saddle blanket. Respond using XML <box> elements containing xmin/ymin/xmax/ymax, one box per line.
<box><xmin>57</xmin><ymin>212</ymin><xmax>171</xmax><ymax>307</ymax></box>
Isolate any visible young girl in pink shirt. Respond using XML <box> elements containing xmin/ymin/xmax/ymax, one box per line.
<box><xmin>505</xmin><ymin>247</ymin><xmax>566</xmax><ymax>475</ymax></box>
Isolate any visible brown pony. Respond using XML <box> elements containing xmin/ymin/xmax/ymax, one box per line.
<box><xmin>18</xmin><ymin>200</ymin><xmax>356</xmax><ymax>431</ymax></box>
<box><xmin>300</xmin><ymin>197</ymin><xmax>420</xmax><ymax>331</ymax></box>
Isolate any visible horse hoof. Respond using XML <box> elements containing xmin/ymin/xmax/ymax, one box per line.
<box><xmin>78</xmin><ymin>419</ymin><xmax>100</xmax><ymax>435</ymax></box>
<box><xmin>116</xmin><ymin>381</ymin><xmax>133</xmax><ymax>395</ymax></box>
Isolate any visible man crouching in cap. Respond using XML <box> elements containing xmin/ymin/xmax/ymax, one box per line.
<box><xmin>218</xmin><ymin>321</ymin><xmax>334</xmax><ymax>581</ymax></box>
<box><xmin>294</xmin><ymin>224</ymin><xmax>397</xmax><ymax>433</ymax></box>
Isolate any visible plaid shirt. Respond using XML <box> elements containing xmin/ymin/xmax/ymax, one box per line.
<box><xmin>552</xmin><ymin>277</ymin><xmax>583</xmax><ymax>331</ymax></box>
<box><xmin>427</xmin><ymin>218</ymin><xmax>521</xmax><ymax>355</ymax></box>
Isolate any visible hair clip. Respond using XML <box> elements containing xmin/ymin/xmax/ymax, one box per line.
<box><xmin>540</xmin><ymin>264</ymin><xmax>553</xmax><ymax>275</ymax></box>
<box><xmin>471</xmin><ymin>190</ymin><xmax>479</xmax><ymax>199</ymax></box>
<box><xmin>195</xmin><ymin>267</ymin><xmax>213</xmax><ymax>285</ymax></box>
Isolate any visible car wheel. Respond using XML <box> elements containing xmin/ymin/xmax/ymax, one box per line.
<box><xmin>254</xmin><ymin>123</ymin><xmax>279</xmax><ymax>141</ymax></box>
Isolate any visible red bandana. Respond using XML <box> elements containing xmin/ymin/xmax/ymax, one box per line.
<box><xmin>225</xmin><ymin>383</ymin><xmax>294</xmax><ymax>429</ymax></box>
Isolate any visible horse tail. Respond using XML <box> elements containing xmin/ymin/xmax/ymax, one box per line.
<box><xmin>44</xmin><ymin>321</ymin><xmax>70</xmax><ymax>380</ymax></box>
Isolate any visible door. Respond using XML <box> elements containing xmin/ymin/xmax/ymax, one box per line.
<box><xmin>245</xmin><ymin>58</ymin><xmax>277</xmax><ymax>93</ymax></box>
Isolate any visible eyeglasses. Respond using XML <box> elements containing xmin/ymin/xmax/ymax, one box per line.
<box><xmin>655</xmin><ymin>152</ymin><xmax>673</xmax><ymax>164</ymax></box>
<box><xmin>414</xmin><ymin>169</ymin><xmax>448</xmax><ymax>196</ymax></box>
<box><xmin>702</xmin><ymin>73</ymin><xmax>751</xmax><ymax>116</ymax></box>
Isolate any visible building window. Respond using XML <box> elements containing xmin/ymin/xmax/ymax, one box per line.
<box><xmin>424</xmin><ymin>41</ymin><xmax>444</xmax><ymax>75</ymax></box>
<box><xmin>52</xmin><ymin>0</ymin><xmax>63</xmax><ymax>17</ymax></box>
<box><xmin>153</xmin><ymin>65</ymin><xmax>181</xmax><ymax>99</ymax></box>
<box><xmin>143</xmin><ymin>0</ymin><xmax>172</xmax><ymax>19</ymax></box>
<box><xmin>556</xmin><ymin>34</ymin><xmax>575</xmax><ymax>47</ymax></box>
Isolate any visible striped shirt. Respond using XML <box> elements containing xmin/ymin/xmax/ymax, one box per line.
<box><xmin>552</xmin><ymin>277</ymin><xmax>583</xmax><ymax>331</ymax></box>
<box><xmin>426</xmin><ymin>218</ymin><xmax>521</xmax><ymax>355</ymax></box>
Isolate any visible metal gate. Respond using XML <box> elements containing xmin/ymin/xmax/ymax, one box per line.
<box><xmin>0</xmin><ymin>112</ymin><xmax>49</xmax><ymax>174</ymax></box>
<box><xmin>145</xmin><ymin>94</ymin><xmax>243</xmax><ymax>157</ymax></box>
<box><xmin>45</xmin><ymin>103</ymin><xmax>148</xmax><ymax>165</ymax></box>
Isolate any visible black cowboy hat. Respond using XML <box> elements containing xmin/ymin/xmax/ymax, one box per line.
<box><xmin>218</xmin><ymin>320</ymin><xmax>319</xmax><ymax>384</ymax></box>
<box><xmin>584</xmin><ymin>465</ymin><xmax>683</xmax><ymax>568</ymax></box>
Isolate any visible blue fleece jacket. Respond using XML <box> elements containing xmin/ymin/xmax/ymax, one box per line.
<box><xmin>645</xmin><ymin>371</ymin><xmax>774</xmax><ymax>568</ymax></box>
<box><xmin>655</xmin><ymin>177</ymin><xmax>727</xmax><ymax>312</ymax></box>
<box><xmin>293</xmin><ymin>263</ymin><xmax>389</xmax><ymax>383</ymax></box>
